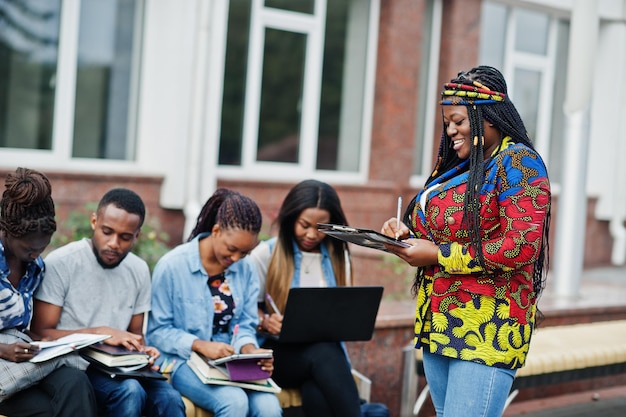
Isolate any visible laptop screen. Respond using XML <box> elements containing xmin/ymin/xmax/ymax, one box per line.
<box><xmin>276</xmin><ymin>286</ymin><xmax>383</xmax><ymax>343</ymax></box>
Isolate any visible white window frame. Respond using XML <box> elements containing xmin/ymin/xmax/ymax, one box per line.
<box><xmin>502</xmin><ymin>7</ymin><xmax>557</xmax><ymax>164</ymax></box>
<box><xmin>215</xmin><ymin>0</ymin><xmax>380</xmax><ymax>184</ymax></box>
<box><xmin>1</xmin><ymin>0</ymin><xmax>144</xmax><ymax>174</ymax></box>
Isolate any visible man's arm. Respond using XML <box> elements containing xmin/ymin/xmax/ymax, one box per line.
<box><xmin>127</xmin><ymin>313</ymin><xmax>145</xmax><ymax>339</ymax></box>
<box><xmin>31</xmin><ymin>300</ymin><xmax>143</xmax><ymax>350</ymax></box>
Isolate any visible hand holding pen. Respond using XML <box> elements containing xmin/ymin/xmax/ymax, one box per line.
<box><xmin>264</xmin><ymin>294</ymin><xmax>283</xmax><ymax>335</ymax></box>
<box><xmin>384</xmin><ymin>196</ymin><xmax>410</xmax><ymax>241</ymax></box>
<box><xmin>230</xmin><ymin>324</ymin><xmax>239</xmax><ymax>347</ymax></box>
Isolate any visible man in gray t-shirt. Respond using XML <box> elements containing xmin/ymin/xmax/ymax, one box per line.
<box><xmin>31</xmin><ymin>188</ymin><xmax>185</xmax><ymax>417</ymax></box>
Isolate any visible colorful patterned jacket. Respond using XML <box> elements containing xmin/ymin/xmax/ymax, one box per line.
<box><xmin>411</xmin><ymin>138</ymin><xmax>550</xmax><ymax>370</ymax></box>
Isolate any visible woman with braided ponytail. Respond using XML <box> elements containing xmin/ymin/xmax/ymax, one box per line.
<box><xmin>380</xmin><ymin>66</ymin><xmax>551</xmax><ymax>417</ymax></box>
<box><xmin>147</xmin><ymin>189</ymin><xmax>281</xmax><ymax>417</ymax></box>
<box><xmin>0</xmin><ymin>167</ymin><xmax>96</xmax><ymax>416</ymax></box>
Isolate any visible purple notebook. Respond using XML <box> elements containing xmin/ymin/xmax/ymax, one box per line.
<box><xmin>209</xmin><ymin>352</ymin><xmax>272</xmax><ymax>381</ymax></box>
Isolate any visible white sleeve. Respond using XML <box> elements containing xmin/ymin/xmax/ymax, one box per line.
<box><xmin>249</xmin><ymin>241</ymin><xmax>272</xmax><ymax>303</ymax></box>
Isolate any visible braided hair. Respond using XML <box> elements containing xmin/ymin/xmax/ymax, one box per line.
<box><xmin>0</xmin><ymin>167</ymin><xmax>56</xmax><ymax>238</ymax></box>
<box><xmin>188</xmin><ymin>188</ymin><xmax>262</xmax><ymax>241</ymax></box>
<box><xmin>407</xmin><ymin>66</ymin><xmax>550</xmax><ymax>300</ymax></box>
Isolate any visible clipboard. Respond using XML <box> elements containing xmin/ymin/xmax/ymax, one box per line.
<box><xmin>318</xmin><ymin>223</ymin><xmax>410</xmax><ymax>252</ymax></box>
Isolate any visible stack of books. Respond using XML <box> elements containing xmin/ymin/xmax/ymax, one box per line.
<box><xmin>188</xmin><ymin>351</ymin><xmax>281</xmax><ymax>393</ymax></box>
<box><xmin>80</xmin><ymin>343</ymin><xmax>166</xmax><ymax>380</ymax></box>
<box><xmin>82</xmin><ymin>343</ymin><xmax>150</xmax><ymax>367</ymax></box>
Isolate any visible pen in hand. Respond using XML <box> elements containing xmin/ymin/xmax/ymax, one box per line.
<box><xmin>230</xmin><ymin>324</ymin><xmax>239</xmax><ymax>347</ymax></box>
<box><xmin>266</xmin><ymin>293</ymin><xmax>282</xmax><ymax>316</ymax></box>
<box><xmin>396</xmin><ymin>196</ymin><xmax>402</xmax><ymax>240</ymax></box>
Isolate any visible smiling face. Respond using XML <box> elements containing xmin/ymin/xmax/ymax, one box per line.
<box><xmin>209</xmin><ymin>225</ymin><xmax>259</xmax><ymax>270</ymax></box>
<box><xmin>293</xmin><ymin>207</ymin><xmax>330</xmax><ymax>253</ymax></box>
<box><xmin>442</xmin><ymin>105</ymin><xmax>503</xmax><ymax>160</ymax></box>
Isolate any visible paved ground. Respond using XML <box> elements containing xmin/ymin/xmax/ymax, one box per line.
<box><xmin>506</xmin><ymin>266</ymin><xmax>626</xmax><ymax>417</ymax></box>
<box><xmin>504</xmin><ymin>385</ymin><xmax>626</xmax><ymax>417</ymax></box>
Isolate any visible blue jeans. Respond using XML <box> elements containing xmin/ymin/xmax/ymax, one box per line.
<box><xmin>171</xmin><ymin>362</ymin><xmax>282</xmax><ymax>417</ymax></box>
<box><xmin>422</xmin><ymin>350</ymin><xmax>516</xmax><ymax>417</ymax></box>
<box><xmin>87</xmin><ymin>368</ymin><xmax>185</xmax><ymax>417</ymax></box>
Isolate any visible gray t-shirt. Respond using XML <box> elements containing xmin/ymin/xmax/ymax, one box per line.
<box><xmin>35</xmin><ymin>238</ymin><xmax>151</xmax><ymax>331</ymax></box>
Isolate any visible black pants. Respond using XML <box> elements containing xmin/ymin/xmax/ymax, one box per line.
<box><xmin>264</xmin><ymin>340</ymin><xmax>361</xmax><ymax>417</ymax></box>
<box><xmin>0</xmin><ymin>366</ymin><xmax>97</xmax><ymax>417</ymax></box>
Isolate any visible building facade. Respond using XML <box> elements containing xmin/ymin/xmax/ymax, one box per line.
<box><xmin>1</xmin><ymin>0</ymin><xmax>625</xmax><ymax>285</ymax></box>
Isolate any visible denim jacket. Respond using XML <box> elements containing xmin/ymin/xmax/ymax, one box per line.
<box><xmin>146</xmin><ymin>233</ymin><xmax>260</xmax><ymax>374</ymax></box>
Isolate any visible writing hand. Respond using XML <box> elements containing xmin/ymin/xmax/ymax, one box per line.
<box><xmin>264</xmin><ymin>313</ymin><xmax>283</xmax><ymax>335</ymax></box>
<box><xmin>192</xmin><ymin>340</ymin><xmax>235</xmax><ymax>360</ymax></box>
<box><xmin>381</xmin><ymin>217</ymin><xmax>410</xmax><ymax>241</ymax></box>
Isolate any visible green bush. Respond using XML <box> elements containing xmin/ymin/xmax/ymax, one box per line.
<box><xmin>49</xmin><ymin>203</ymin><xmax>172</xmax><ymax>272</ymax></box>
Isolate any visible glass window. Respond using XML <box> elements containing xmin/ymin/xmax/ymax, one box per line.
<box><xmin>480</xmin><ymin>1</ymin><xmax>567</xmax><ymax>184</ymax></box>
<box><xmin>257</xmin><ymin>28</ymin><xmax>306</xmax><ymax>163</ymax></box>
<box><xmin>0</xmin><ymin>0</ymin><xmax>61</xmax><ymax>150</ymax></box>
<box><xmin>219</xmin><ymin>0</ymin><xmax>251</xmax><ymax>166</ymax></box>
<box><xmin>218</xmin><ymin>0</ymin><xmax>372</xmax><ymax>173</ymax></box>
<box><xmin>513</xmin><ymin>68</ymin><xmax>541</xmax><ymax>140</ymax></box>
<box><xmin>479</xmin><ymin>2</ymin><xmax>506</xmax><ymax>69</ymax></box>
<box><xmin>72</xmin><ymin>0</ymin><xmax>141</xmax><ymax>159</ymax></box>
<box><xmin>514</xmin><ymin>8</ymin><xmax>549</xmax><ymax>55</ymax></box>
<box><xmin>264</xmin><ymin>0</ymin><xmax>314</xmax><ymax>15</ymax></box>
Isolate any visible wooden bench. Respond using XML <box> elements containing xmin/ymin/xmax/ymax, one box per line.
<box><xmin>412</xmin><ymin>319</ymin><xmax>626</xmax><ymax>416</ymax></box>
<box><xmin>132</xmin><ymin>369</ymin><xmax>371</xmax><ymax>417</ymax></box>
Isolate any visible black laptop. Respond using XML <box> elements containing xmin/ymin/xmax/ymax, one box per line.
<box><xmin>275</xmin><ymin>286</ymin><xmax>383</xmax><ymax>343</ymax></box>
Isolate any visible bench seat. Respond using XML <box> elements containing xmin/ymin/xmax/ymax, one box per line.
<box><xmin>412</xmin><ymin>319</ymin><xmax>626</xmax><ymax>415</ymax></box>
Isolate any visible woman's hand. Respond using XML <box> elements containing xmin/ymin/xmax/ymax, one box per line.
<box><xmin>241</xmin><ymin>344</ymin><xmax>274</xmax><ymax>376</ymax></box>
<box><xmin>384</xmin><ymin>238</ymin><xmax>439</xmax><ymax>267</ymax></box>
<box><xmin>192</xmin><ymin>339</ymin><xmax>235</xmax><ymax>360</ymax></box>
<box><xmin>261</xmin><ymin>313</ymin><xmax>283</xmax><ymax>335</ymax></box>
<box><xmin>381</xmin><ymin>216</ymin><xmax>438</xmax><ymax>266</ymax></box>
<box><xmin>381</xmin><ymin>217</ymin><xmax>411</xmax><ymax>241</ymax></box>
<box><xmin>0</xmin><ymin>342</ymin><xmax>40</xmax><ymax>362</ymax></box>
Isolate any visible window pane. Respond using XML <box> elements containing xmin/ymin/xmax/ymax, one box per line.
<box><xmin>318</xmin><ymin>0</ymin><xmax>369</xmax><ymax>172</ymax></box>
<box><xmin>219</xmin><ymin>0</ymin><xmax>251</xmax><ymax>166</ymax></box>
<box><xmin>479</xmin><ymin>1</ymin><xmax>506</xmax><ymax>69</ymax></box>
<box><xmin>514</xmin><ymin>9</ymin><xmax>549</xmax><ymax>55</ymax></box>
<box><xmin>512</xmin><ymin>68</ymin><xmax>541</xmax><ymax>141</ymax></box>
<box><xmin>264</xmin><ymin>0</ymin><xmax>314</xmax><ymax>15</ymax></box>
<box><xmin>0</xmin><ymin>0</ymin><xmax>60</xmax><ymax>150</ymax></box>
<box><xmin>317</xmin><ymin>0</ymin><xmax>348</xmax><ymax>170</ymax></box>
<box><xmin>256</xmin><ymin>28</ymin><xmax>306</xmax><ymax>163</ymax></box>
<box><xmin>72</xmin><ymin>0</ymin><xmax>140</xmax><ymax>159</ymax></box>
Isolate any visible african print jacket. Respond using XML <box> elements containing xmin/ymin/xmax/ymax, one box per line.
<box><xmin>411</xmin><ymin>138</ymin><xmax>550</xmax><ymax>370</ymax></box>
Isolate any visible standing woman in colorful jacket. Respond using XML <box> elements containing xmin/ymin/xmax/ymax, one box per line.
<box><xmin>380</xmin><ymin>66</ymin><xmax>551</xmax><ymax>417</ymax></box>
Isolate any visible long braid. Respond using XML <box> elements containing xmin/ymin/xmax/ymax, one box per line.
<box><xmin>0</xmin><ymin>167</ymin><xmax>56</xmax><ymax>238</ymax></box>
<box><xmin>188</xmin><ymin>188</ymin><xmax>262</xmax><ymax>241</ymax></box>
<box><xmin>416</xmin><ymin>66</ymin><xmax>550</xmax><ymax>301</ymax></box>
